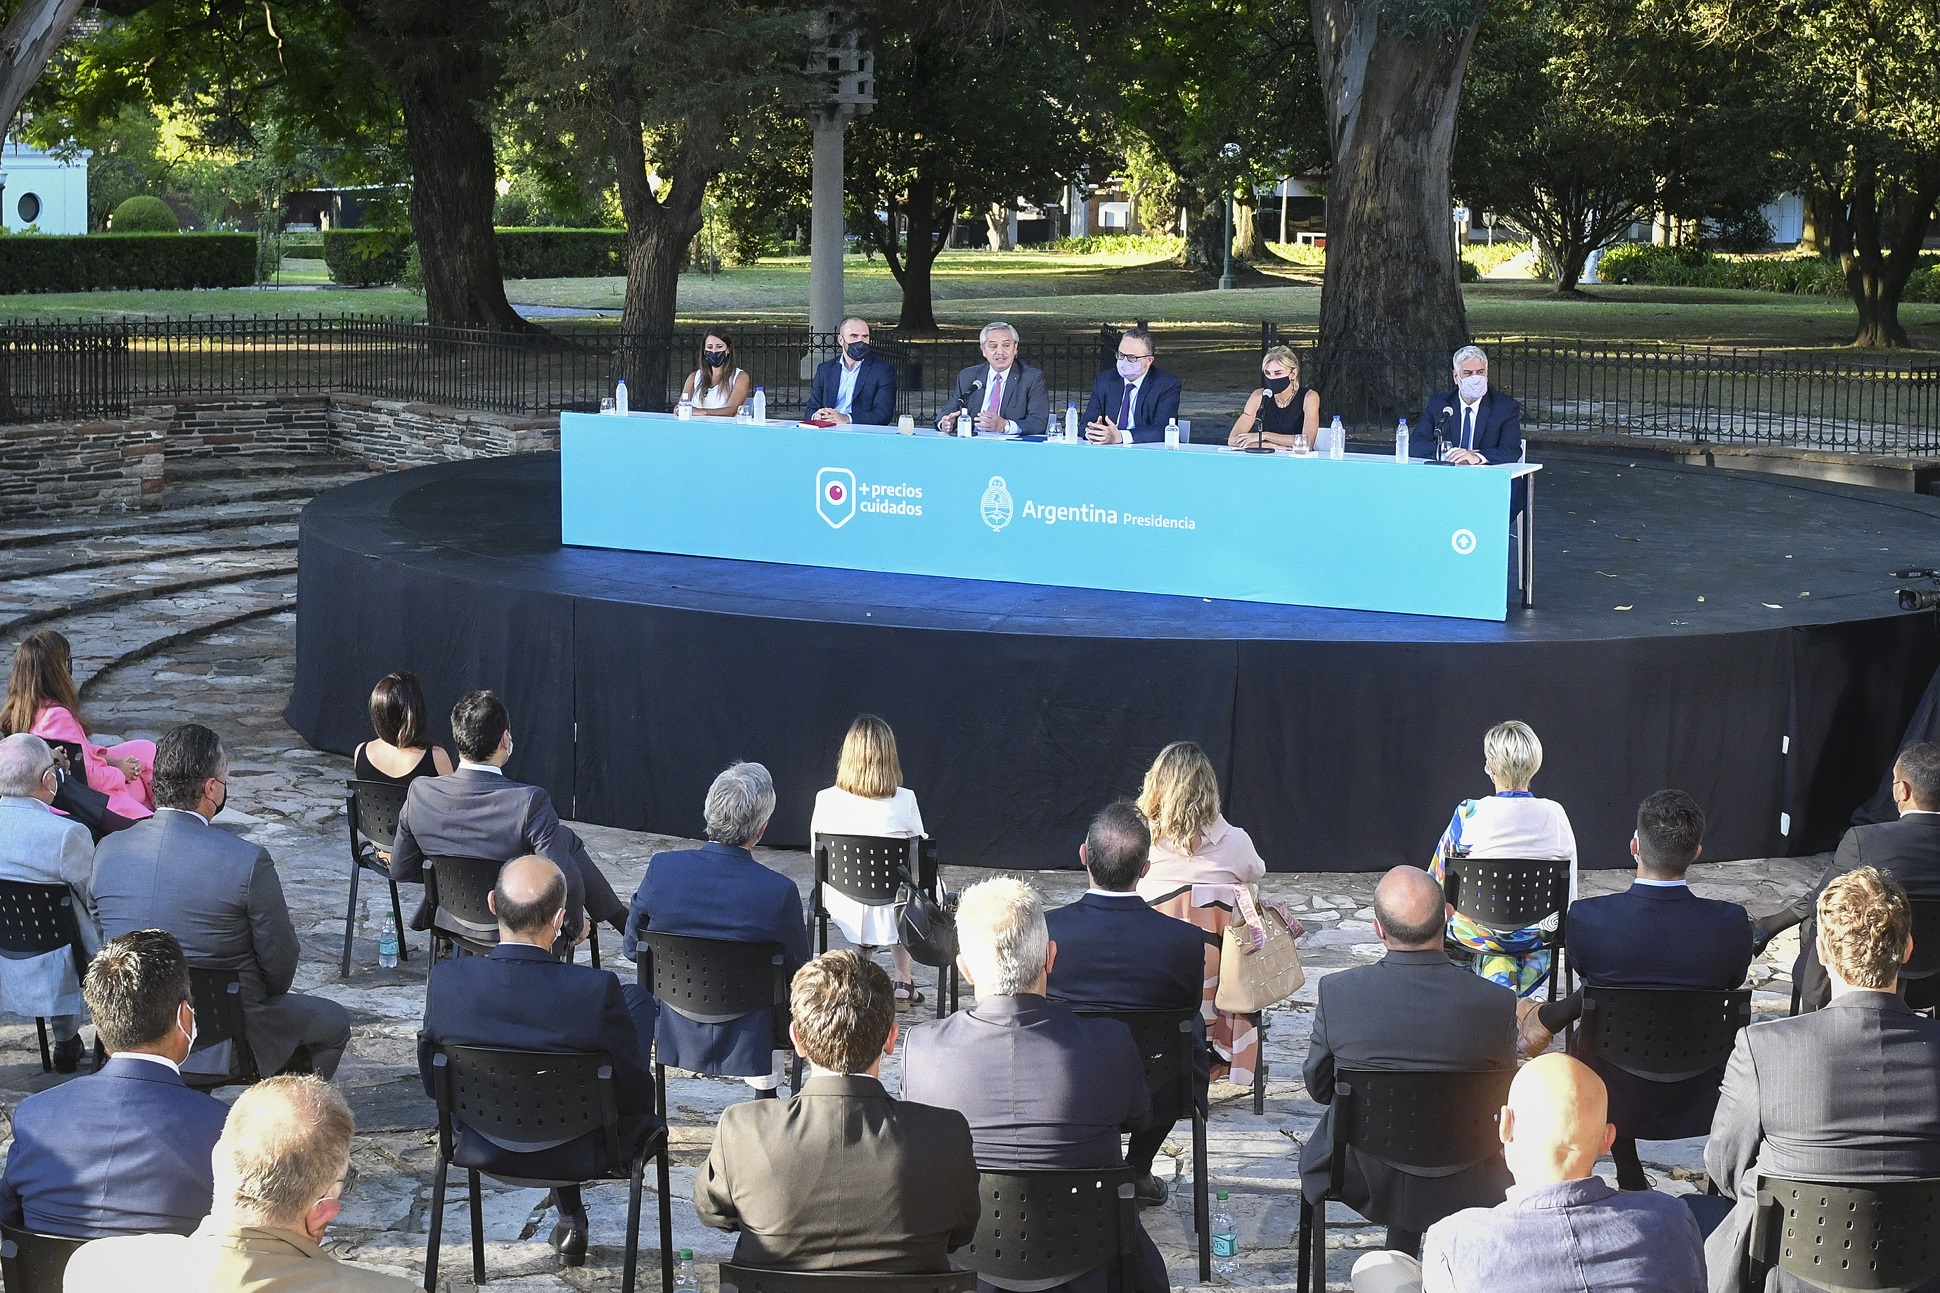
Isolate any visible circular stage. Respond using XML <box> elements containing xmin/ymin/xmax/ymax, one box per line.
<box><xmin>286</xmin><ymin>450</ymin><xmax>1940</xmax><ymax>872</ymax></box>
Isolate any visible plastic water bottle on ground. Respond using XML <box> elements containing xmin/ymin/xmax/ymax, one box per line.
<box><xmin>673</xmin><ymin>1248</ymin><xmax>699</xmax><ymax>1292</ymax></box>
<box><xmin>614</xmin><ymin>379</ymin><xmax>628</xmax><ymax>415</ymax></box>
<box><xmin>1396</xmin><ymin>417</ymin><xmax>1410</xmax><ymax>462</ymax></box>
<box><xmin>378</xmin><ymin>911</ymin><xmax>399</xmax><ymax>969</ymax></box>
<box><xmin>1064</xmin><ymin>403</ymin><xmax>1078</xmax><ymax>441</ymax></box>
<box><xmin>1212</xmin><ymin>1190</ymin><xmax>1239</xmax><ymax>1280</ymax></box>
<box><xmin>1328</xmin><ymin>414</ymin><xmax>1345</xmax><ymax>459</ymax></box>
<box><xmin>751</xmin><ymin>386</ymin><xmax>767</xmax><ymax>424</ymax></box>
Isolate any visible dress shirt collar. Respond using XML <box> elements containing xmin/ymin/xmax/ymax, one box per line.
<box><xmin>1461</xmin><ymin>392</ymin><xmax>1484</xmax><ymax>412</ymax></box>
<box><xmin>969</xmin><ymin>992</ymin><xmax>1056</xmax><ymax>1024</ymax></box>
<box><xmin>699</xmin><ymin>840</ymin><xmax>757</xmax><ymax>863</ymax></box>
<box><xmin>1631</xmin><ymin>877</ymin><xmax>1688</xmax><ymax>888</ymax></box>
<box><xmin>1085</xmin><ymin>887</ymin><xmax>1144</xmax><ymax>901</ymax></box>
<box><xmin>113</xmin><ymin>1049</ymin><xmax>183</xmax><ymax>1075</ymax></box>
<box><xmin>1902</xmin><ymin>808</ymin><xmax>1940</xmax><ymax>817</ymax></box>
<box><xmin>1503</xmin><ymin>1175</ymin><xmax>1617</xmax><ymax>1209</ymax></box>
<box><xmin>157</xmin><ymin>805</ymin><xmax>211</xmax><ymax>827</ymax></box>
<box><xmin>801</xmin><ymin>1072</ymin><xmax>889</xmax><ymax>1098</ymax></box>
<box><xmin>1383</xmin><ymin>948</ymin><xmax>1453</xmax><ymax>966</ymax></box>
<box><xmin>1828</xmin><ymin>988</ymin><xmax>1916</xmax><ymax>1014</ymax></box>
<box><xmin>489</xmin><ymin>941</ymin><xmax>556</xmax><ymax>962</ymax></box>
<box><xmin>1494</xmin><ymin>789</ymin><xmax>1534</xmax><ymax>799</ymax></box>
<box><xmin>458</xmin><ymin>760</ymin><xmax>505</xmax><ymax>776</ymax></box>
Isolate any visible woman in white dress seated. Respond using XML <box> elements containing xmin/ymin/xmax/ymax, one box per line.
<box><xmin>678</xmin><ymin>327</ymin><xmax>752</xmax><ymax>417</ymax></box>
<box><xmin>809</xmin><ymin>714</ymin><xmax>925</xmax><ymax>1006</ymax></box>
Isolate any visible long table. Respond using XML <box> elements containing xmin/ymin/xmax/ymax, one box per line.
<box><xmin>559</xmin><ymin>411</ymin><xmax>1540</xmax><ymax>621</ymax></box>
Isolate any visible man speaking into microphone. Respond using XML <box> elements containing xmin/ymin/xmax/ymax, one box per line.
<box><xmin>1410</xmin><ymin>344</ymin><xmax>1524</xmax><ymax>464</ymax></box>
<box><xmin>937</xmin><ymin>321</ymin><xmax>1049</xmax><ymax>436</ymax></box>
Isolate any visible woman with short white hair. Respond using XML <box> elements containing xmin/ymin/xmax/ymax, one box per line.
<box><xmin>1428</xmin><ymin>719</ymin><xmax>1578</xmax><ymax>996</ymax></box>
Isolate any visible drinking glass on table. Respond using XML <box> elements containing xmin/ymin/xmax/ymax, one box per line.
<box><xmin>599</xmin><ymin>397</ymin><xmax>616</xmax><ymax>415</ymax></box>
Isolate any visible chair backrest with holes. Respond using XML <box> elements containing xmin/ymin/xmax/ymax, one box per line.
<box><xmin>814</xmin><ymin>835</ymin><xmax>914</xmax><ymax>907</ymax></box>
<box><xmin>718</xmin><ymin>1264</ymin><xmax>978</xmax><ymax>1292</ymax></box>
<box><xmin>967</xmin><ymin>1168</ymin><xmax>1136</xmax><ymax>1291</ymax></box>
<box><xmin>184</xmin><ymin>965</ymin><xmax>260</xmax><ymax>1086</ymax></box>
<box><xmin>432</xmin><ymin>1045</ymin><xmax>621</xmax><ymax>1172</ymax></box>
<box><xmin>425</xmin><ymin>854</ymin><xmax>501</xmax><ymax>940</ymax></box>
<box><xmin>1072</xmin><ymin>1009</ymin><xmax>1197</xmax><ymax>1121</ymax></box>
<box><xmin>1752</xmin><ymin>1176</ymin><xmax>1940</xmax><ymax>1292</ymax></box>
<box><xmin>0</xmin><ymin>881</ymin><xmax>87</xmax><ymax>981</ymax></box>
<box><xmin>0</xmin><ymin>1221</ymin><xmax>86</xmax><ymax>1293</ymax></box>
<box><xmin>1329</xmin><ymin>1068</ymin><xmax>1513</xmax><ymax>1199</ymax></box>
<box><xmin>1443</xmin><ymin>858</ymin><xmax>1571</xmax><ymax>932</ymax></box>
<box><xmin>1578</xmin><ymin>987</ymin><xmax>1752</xmax><ymax>1082</ymax></box>
<box><xmin>639</xmin><ymin>931</ymin><xmax>788</xmax><ymax>1031</ymax></box>
<box><xmin>347</xmin><ymin>779</ymin><xmax>409</xmax><ymax>851</ymax></box>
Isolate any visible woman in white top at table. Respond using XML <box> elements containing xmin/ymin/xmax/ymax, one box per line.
<box><xmin>679</xmin><ymin>327</ymin><xmax>751</xmax><ymax>416</ymax></box>
<box><xmin>809</xmin><ymin>713</ymin><xmax>925</xmax><ymax>1005</ymax></box>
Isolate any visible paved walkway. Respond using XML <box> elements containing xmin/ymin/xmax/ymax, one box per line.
<box><xmin>0</xmin><ymin>503</ymin><xmax>1819</xmax><ymax>1290</ymax></box>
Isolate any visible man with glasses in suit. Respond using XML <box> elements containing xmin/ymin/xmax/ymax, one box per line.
<box><xmin>1081</xmin><ymin>326</ymin><xmax>1184</xmax><ymax>444</ymax></box>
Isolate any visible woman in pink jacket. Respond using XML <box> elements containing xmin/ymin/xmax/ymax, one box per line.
<box><xmin>1</xmin><ymin>630</ymin><xmax>154</xmax><ymax>818</ymax></box>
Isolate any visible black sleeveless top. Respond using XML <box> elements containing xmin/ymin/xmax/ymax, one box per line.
<box><xmin>354</xmin><ymin>744</ymin><xmax>438</xmax><ymax>787</ymax></box>
<box><xmin>1254</xmin><ymin>386</ymin><xmax>1317</xmax><ymax>440</ymax></box>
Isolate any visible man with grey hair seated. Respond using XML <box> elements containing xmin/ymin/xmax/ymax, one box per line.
<box><xmin>936</xmin><ymin>321</ymin><xmax>1050</xmax><ymax>436</ymax></box>
<box><xmin>903</xmin><ymin>877</ymin><xmax>1169</xmax><ymax>1292</ymax></box>
<box><xmin>63</xmin><ymin>1074</ymin><xmax>415</xmax><ymax>1291</ymax></box>
<box><xmin>624</xmin><ymin>760</ymin><xmax>810</xmax><ymax>1096</ymax></box>
<box><xmin>0</xmin><ymin>732</ymin><xmax>101</xmax><ymax>1071</ymax></box>
<box><xmin>1409</xmin><ymin>344</ymin><xmax>1524</xmax><ymax>465</ymax></box>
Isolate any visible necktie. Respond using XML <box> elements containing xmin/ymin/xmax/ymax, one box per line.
<box><xmin>1462</xmin><ymin>406</ymin><xmax>1474</xmax><ymax>451</ymax></box>
<box><xmin>984</xmin><ymin>372</ymin><xmax>1005</xmax><ymax>421</ymax></box>
<box><xmin>1117</xmin><ymin>381</ymin><xmax>1134</xmax><ymax>428</ymax></box>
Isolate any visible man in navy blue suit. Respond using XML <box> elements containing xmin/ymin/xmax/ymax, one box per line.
<box><xmin>0</xmin><ymin>929</ymin><xmax>227</xmax><ymax>1238</ymax></box>
<box><xmin>1081</xmin><ymin>326</ymin><xmax>1184</xmax><ymax>444</ymax></box>
<box><xmin>1410</xmin><ymin>344</ymin><xmax>1524</xmax><ymax>464</ymax></box>
<box><xmin>1522</xmin><ymin>790</ymin><xmax>1754</xmax><ymax>1190</ymax></box>
<box><xmin>418</xmin><ymin>855</ymin><xmax>661</xmax><ymax>1269</ymax></box>
<box><xmin>624</xmin><ymin>761</ymin><xmax>810</xmax><ymax>1097</ymax></box>
<box><xmin>805</xmin><ymin>317</ymin><xmax>898</xmax><ymax>426</ymax></box>
<box><xmin>1046</xmin><ymin>800</ymin><xmax>1206</xmax><ymax>1207</ymax></box>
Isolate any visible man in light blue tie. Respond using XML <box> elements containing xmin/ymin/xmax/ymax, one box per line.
<box><xmin>805</xmin><ymin>317</ymin><xmax>898</xmax><ymax>425</ymax></box>
<box><xmin>1411</xmin><ymin>345</ymin><xmax>1524</xmax><ymax>464</ymax></box>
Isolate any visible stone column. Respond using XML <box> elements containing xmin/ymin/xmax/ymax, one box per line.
<box><xmin>809</xmin><ymin>102</ymin><xmax>854</xmax><ymax>342</ymax></box>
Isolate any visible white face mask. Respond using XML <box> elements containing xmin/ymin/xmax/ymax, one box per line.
<box><xmin>181</xmin><ymin>1008</ymin><xmax>197</xmax><ymax>1053</ymax></box>
<box><xmin>1459</xmin><ymin>373</ymin><xmax>1488</xmax><ymax>402</ymax></box>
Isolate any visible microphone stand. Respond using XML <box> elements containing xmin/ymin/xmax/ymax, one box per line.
<box><xmin>951</xmin><ymin>380</ymin><xmax>983</xmax><ymax>436</ymax></box>
<box><xmin>1243</xmin><ymin>386</ymin><xmax>1277</xmax><ymax>454</ymax></box>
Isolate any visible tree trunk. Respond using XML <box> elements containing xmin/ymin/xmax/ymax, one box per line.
<box><xmin>1841</xmin><ymin>160</ymin><xmax>1938</xmax><ymax>349</ymax></box>
<box><xmin>1801</xmin><ymin>184</ymin><xmax>1841</xmax><ymax>257</ymax></box>
<box><xmin>1178</xmin><ymin>186</ymin><xmax>1225</xmax><ymax>277</ymax></box>
<box><xmin>0</xmin><ymin>0</ymin><xmax>86</xmax><ymax>139</ymax></box>
<box><xmin>613</xmin><ymin>95</ymin><xmax>720</xmax><ymax>402</ymax></box>
<box><xmin>895</xmin><ymin>178</ymin><xmax>947</xmax><ymax>333</ymax></box>
<box><xmin>985</xmin><ymin>202</ymin><xmax>1012</xmax><ymax>251</ymax></box>
<box><xmin>1236</xmin><ymin>201</ymin><xmax>1289</xmax><ymax>263</ymax></box>
<box><xmin>1310</xmin><ymin>0</ymin><xmax>1477</xmax><ymax>422</ymax></box>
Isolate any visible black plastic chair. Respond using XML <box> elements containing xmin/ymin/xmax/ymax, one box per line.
<box><xmin>427</xmin><ymin>1045</ymin><xmax>672</xmax><ymax>1293</ymax></box>
<box><xmin>965</xmin><ymin>1168</ymin><xmax>1138</xmax><ymax>1293</ymax></box>
<box><xmin>0</xmin><ymin>881</ymin><xmax>91</xmax><ymax>1072</ymax></box>
<box><xmin>0</xmin><ymin>1221</ymin><xmax>86</xmax><ymax>1293</ymax></box>
<box><xmin>1577</xmin><ymin>986</ymin><xmax>1752</xmax><ymax>1083</ymax></box>
<box><xmin>1442</xmin><ymin>857</ymin><xmax>1573</xmax><ymax>1001</ymax></box>
<box><xmin>1750</xmin><ymin>1176</ymin><xmax>1940</xmax><ymax>1292</ymax></box>
<box><xmin>813</xmin><ymin>833</ymin><xmax>956</xmax><ymax>1017</ymax></box>
<box><xmin>636</xmin><ymin>930</ymin><xmax>799</xmax><ymax>1107</ymax></box>
<box><xmin>425</xmin><ymin>854</ymin><xmax>502</xmax><ymax>962</ymax></box>
<box><xmin>719</xmin><ymin>1265</ymin><xmax>977</xmax><ymax>1292</ymax></box>
<box><xmin>182</xmin><ymin>965</ymin><xmax>261</xmax><ymax>1090</ymax></box>
<box><xmin>1895</xmin><ymin>901</ymin><xmax>1940</xmax><ymax>1015</ymax></box>
<box><xmin>1076</xmin><ymin>1007</ymin><xmax>1209</xmax><ymax>1282</ymax></box>
<box><xmin>1297</xmin><ymin>1068</ymin><xmax>1515</xmax><ymax>1293</ymax></box>
<box><xmin>342</xmin><ymin>780</ymin><xmax>411</xmax><ymax>978</ymax></box>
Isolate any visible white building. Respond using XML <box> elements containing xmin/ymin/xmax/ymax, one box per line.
<box><xmin>1</xmin><ymin>140</ymin><xmax>89</xmax><ymax>235</ymax></box>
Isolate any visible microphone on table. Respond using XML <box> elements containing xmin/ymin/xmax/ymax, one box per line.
<box><xmin>952</xmin><ymin>378</ymin><xmax>984</xmax><ymax>434</ymax></box>
<box><xmin>1434</xmin><ymin>404</ymin><xmax>1454</xmax><ymax>461</ymax></box>
<box><xmin>1243</xmin><ymin>387</ymin><xmax>1274</xmax><ymax>454</ymax></box>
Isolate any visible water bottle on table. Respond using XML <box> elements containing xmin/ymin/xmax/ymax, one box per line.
<box><xmin>1064</xmin><ymin>403</ymin><xmax>1078</xmax><ymax>442</ymax></box>
<box><xmin>673</xmin><ymin>1248</ymin><xmax>698</xmax><ymax>1293</ymax></box>
<box><xmin>614</xmin><ymin>379</ymin><xmax>628</xmax><ymax>415</ymax></box>
<box><xmin>676</xmin><ymin>394</ymin><xmax>692</xmax><ymax>421</ymax></box>
<box><xmin>1396</xmin><ymin>417</ymin><xmax>1411</xmax><ymax>461</ymax></box>
<box><xmin>1212</xmin><ymin>1190</ymin><xmax>1239</xmax><ymax>1280</ymax></box>
<box><xmin>1328</xmin><ymin>414</ymin><xmax>1345</xmax><ymax>459</ymax></box>
<box><xmin>751</xmin><ymin>386</ymin><xmax>767</xmax><ymax>424</ymax></box>
<box><xmin>1164</xmin><ymin>417</ymin><xmax>1180</xmax><ymax>448</ymax></box>
<box><xmin>378</xmin><ymin>911</ymin><xmax>399</xmax><ymax>969</ymax></box>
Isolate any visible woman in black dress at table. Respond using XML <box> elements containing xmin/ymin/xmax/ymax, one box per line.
<box><xmin>1227</xmin><ymin>344</ymin><xmax>1322</xmax><ymax>451</ymax></box>
<box><xmin>352</xmin><ymin>671</ymin><xmax>453</xmax><ymax>787</ymax></box>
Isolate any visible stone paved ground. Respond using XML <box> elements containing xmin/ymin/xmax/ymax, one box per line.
<box><xmin>0</xmin><ymin>508</ymin><xmax>1820</xmax><ymax>1290</ymax></box>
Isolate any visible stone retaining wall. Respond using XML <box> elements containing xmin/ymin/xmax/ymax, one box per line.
<box><xmin>142</xmin><ymin>396</ymin><xmax>333</xmax><ymax>462</ymax></box>
<box><xmin>326</xmin><ymin>393</ymin><xmax>558</xmax><ymax>470</ymax></box>
<box><xmin>0</xmin><ymin>415</ymin><xmax>165</xmax><ymax>518</ymax></box>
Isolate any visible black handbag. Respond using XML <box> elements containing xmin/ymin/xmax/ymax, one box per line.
<box><xmin>895</xmin><ymin>866</ymin><xmax>957</xmax><ymax>968</ymax></box>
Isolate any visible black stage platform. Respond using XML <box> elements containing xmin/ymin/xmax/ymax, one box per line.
<box><xmin>285</xmin><ymin>450</ymin><xmax>1940</xmax><ymax>872</ymax></box>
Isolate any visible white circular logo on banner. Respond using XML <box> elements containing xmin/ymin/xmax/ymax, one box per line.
<box><xmin>1451</xmin><ymin>528</ymin><xmax>1478</xmax><ymax>555</ymax></box>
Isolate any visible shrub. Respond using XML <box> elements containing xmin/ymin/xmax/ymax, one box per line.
<box><xmin>1264</xmin><ymin>240</ymin><xmax>1327</xmax><ymax>267</ymax></box>
<box><xmin>1464</xmin><ymin>240</ymin><xmax>1531</xmax><ymax>276</ymax></box>
<box><xmin>110</xmin><ymin>195</ymin><xmax>179</xmax><ymax>233</ymax></box>
<box><xmin>1907</xmin><ymin>267</ymin><xmax>1940</xmax><ymax>304</ymax></box>
<box><xmin>1597</xmin><ymin>243</ymin><xmax>1851</xmax><ymax>295</ymax></box>
<box><xmin>0</xmin><ymin>232</ymin><xmax>255</xmax><ymax>292</ymax></box>
<box><xmin>323</xmin><ymin>229</ymin><xmax>411</xmax><ymax>286</ymax></box>
<box><xmin>494</xmin><ymin>227</ymin><xmax>626</xmax><ymax>278</ymax></box>
<box><xmin>1039</xmin><ymin>232</ymin><xmax>1184</xmax><ymax>257</ymax></box>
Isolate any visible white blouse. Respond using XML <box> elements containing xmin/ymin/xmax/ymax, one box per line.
<box><xmin>691</xmin><ymin>367</ymin><xmax>744</xmax><ymax>409</ymax></box>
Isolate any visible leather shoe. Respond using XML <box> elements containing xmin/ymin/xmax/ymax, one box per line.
<box><xmin>1133</xmin><ymin>1172</ymin><xmax>1169</xmax><ymax>1209</ymax></box>
<box><xmin>51</xmin><ymin>1034</ymin><xmax>83</xmax><ymax>1075</ymax></box>
<box><xmin>548</xmin><ymin>1219</ymin><xmax>588</xmax><ymax>1267</ymax></box>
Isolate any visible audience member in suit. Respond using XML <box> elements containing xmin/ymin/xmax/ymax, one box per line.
<box><xmin>1352</xmin><ymin>1055</ymin><xmax>1705</xmax><ymax>1293</ymax></box>
<box><xmin>92</xmin><ymin>724</ymin><xmax>351</xmax><ymax>1080</ymax></box>
<box><xmin>418</xmin><ymin>854</ymin><xmax>660</xmax><ymax>1268</ymax></box>
<box><xmin>1517</xmin><ymin>790</ymin><xmax>1754</xmax><ymax>1189</ymax></box>
<box><xmin>1752</xmin><ymin>740</ymin><xmax>1940</xmax><ymax>1012</ymax></box>
<box><xmin>1706</xmin><ymin>867</ymin><xmax>1940</xmax><ymax>1291</ymax></box>
<box><xmin>935</xmin><ymin>322</ymin><xmax>1050</xmax><ymax>436</ymax></box>
<box><xmin>1302</xmin><ymin>866</ymin><xmax>1518</xmax><ymax>1257</ymax></box>
<box><xmin>1409</xmin><ymin>345</ymin><xmax>1524</xmax><ymax>464</ymax></box>
<box><xmin>697</xmin><ymin>949</ymin><xmax>979</xmax><ymax>1272</ymax></box>
<box><xmin>0</xmin><ymin>930</ymin><xmax>227</xmax><ymax>1238</ymax></box>
<box><xmin>0</xmin><ymin>732</ymin><xmax>102</xmax><ymax>1071</ymax></box>
<box><xmin>805</xmin><ymin>317</ymin><xmax>898</xmax><ymax>426</ymax></box>
<box><xmin>64</xmin><ymin>1075</ymin><xmax>416</xmax><ymax>1293</ymax></box>
<box><xmin>1080</xmin><ymin>325</ymin><xmax>1184</xmax><ymax>444</ymax></box>
<box><xmin>1046</xmin><ymin>799</ymin><xmax>1207</xmax><ymax>1207</ymax></box>
<box><xmin>903</xmin><ymin>877</ymin><xmax>1170</xmax><ymax>1293</ymax></box>
<box><xmin>625</xmin><ymin>760</ymin><xmax>810</xmax><ymax>1095</ymax></box>
<box><xmin>389</xmin><ymin>689</ymin><xmax>627</xmax><ymax>946</ymax></box>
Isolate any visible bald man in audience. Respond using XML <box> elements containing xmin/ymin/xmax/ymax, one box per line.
<box><xmin>1351</xmin><ymin>1055</ymin><xmax>1706</xmax><ymax>1293</ymax></box>
<box><xmin>1302</xmin><ymin>866</ymin><xmax>1518</xmax><ymax>1257</ymax></box>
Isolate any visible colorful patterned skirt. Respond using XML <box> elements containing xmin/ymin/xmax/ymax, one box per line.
<box><xmin>1144</xmin><ymin>882</ymin><xmax>1260</xmax><ymax>1087</ymax></box>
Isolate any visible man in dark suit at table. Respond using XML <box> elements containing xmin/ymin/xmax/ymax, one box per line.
<box><xmin>1079</xmin><ymin>326</ymin><xmax>1183</xmax><ymax>444</ymax></box>
<box><xmin>1302</xmin><ymin>865</ymin><xmax>1517</xmax><ymax>1257</ymax></box>
<box><xmin>1752</xmin><ymin>740</ymin><xmax>1940</xmax><ymax>1012</ymax></box>
<box><xmin>903</xmin><ymin>876</ymin><xmax>1169</xmax><ymax>1293</ymax></box>
<box><xmin>1046</xmin><ymin>800</ymin><xmax>1206</xmax><ymax>1208</ymax></box>
<box><xmin>0</xmin><ymin>930</ymin><xmax>228</xmax><ymax>1238</ymax></box>
<box><xmin>805</xmin><ymin>316</ymin><xmax>897</xmax><ymax>426</ymax></box>
<box><xmin>1705</xmin><ymin>867</ymin><xmax>1940</xmax><ymax>1293</ymax></box>
<box><xmin>390</xmin><ymin>689</ymin><xmax>628</xmax><ymax>946</ymax></box>
<box><xmin>1410</xmin><ymin>345</ymin><xmax>1524</xmax><ymax>464</ymax></box>
<box><xmin>418</xmin><ymin>854</ymin><xmax>660</xmax><ymax>1269</ymax></box>
<box><xmin>1518</xmin><ymin>790</ymin><xmax>1755</xmax><ymax>1190</ymax></box>
<box><xmin>624</xmin><ymin>760</ymin><xmax>810</xmax><ymax>1097</ymax></box>
<box><xmin>696</xmin><ymin>949</ymin><xmax>980</xmax><ymax>1273</ymax></box>
<box><xmin>936</xmin><ymin>321</ymin><xmax>1049</xmax><ymax>436</ymax></box>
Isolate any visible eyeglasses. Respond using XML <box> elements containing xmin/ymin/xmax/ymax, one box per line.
<box><xmin>1117</xmin><ymin>351</ymin><xmax>1152</xmax><ymax>361</ymax></box>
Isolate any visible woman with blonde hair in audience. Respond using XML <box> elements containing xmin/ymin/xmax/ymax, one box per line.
<box><xmin>1135</xmin><ymin>739</ymin><xmax>1281</xmax><ymax>1087</ymax></box>
<box><xmin>1428</xmin><ymin>719</ymin><xmax>1578</xmax><ymax>997</ymax></box>
<box><xmin>810</xmin><ymin>714</ymin><xmax>926</xmax><ymax>1006</ymax></box>
<box><xmin>352</xmin><ymin>672</ymin><xmax>453</xmax><ymax>788</ymax></box>
<box><xmin>1</xmin><ymin>629</ymin><xmax>154</xmax><ymax>819</ymax></box>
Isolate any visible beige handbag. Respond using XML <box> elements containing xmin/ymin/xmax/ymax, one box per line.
<box><xmin>1215</xmin><ymin>885</ymin><xmax>1305</xmax><ymax>1013</ymax></box>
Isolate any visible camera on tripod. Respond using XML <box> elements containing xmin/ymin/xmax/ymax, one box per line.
<box><xmin>1893</xmin><ymin>569</ymin><xmax>1940</xmax><ymax>612</ymax></box>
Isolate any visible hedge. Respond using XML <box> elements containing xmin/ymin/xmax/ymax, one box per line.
<box><xmin>111</xmin><ymin>195</ymin><xmax>179</xmax><ymax>233</ymax></box>
<box><xmin>0</xmin><ymin>232</ymin><xmax>256</xmax><ymax>293</ymax></box>
<box><xmin>1037</xmin><ymin>232</ymin><xmax>1184</xmax><ymax>257</ymax></box>
<box><xmin>323</xmin><ymin>229</ymin><xmax>411</xmax><ymax>286</ymax></box>
<box><xmin>495</xmin><ymin>227</ymin><xmax>626</xmax><ymax>278</ymax></box>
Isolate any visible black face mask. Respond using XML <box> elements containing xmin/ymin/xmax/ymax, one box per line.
<box><xmin>1263</xmin><ymin>374</ymin><xmax>1292</xmax><ymax>394</ymax></box>
<box><xmin>846</xmin><ymin>340</ymin><xmax>870</xmax><ymax>361</ymax></box>
<box><xmin>704</xmin><ymin>350</ymin><xmax>729</xmax><ymax>368</ymax></box>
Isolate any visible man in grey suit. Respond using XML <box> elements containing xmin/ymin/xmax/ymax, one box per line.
<box><xmin>697</xmin><ymin>949</ymin><xmax>979</xmax><ymax>1273</ymax></box>
<box><xmin>902</xmin><ymin>877</ymin><xmax>1168</xmax><ymax>1293</ymax></box>
<box><xmin>389</xmin><ymin>689</ymin><xmax>626</xmax><ymax>945</ymax></box>
<box><xmin>935</xmin><ymin>322</ymin><xmax>1050</xmax><ymax>436</ymax></box>
<box><xmin>1706</xmin><ymin>866</ymin><xmax>1940</xmax><ymax>1293</ymax></box>
<box><xmin>0</xmin><ymin>733</ymin><xmax>101</xmax><ymax>1071</ymax></box>
<box><xmin>1752</xmin><ymin>740</ymin><xmax>1940</xmax><ymax>1011</ymax></box>
<box><xmin>92</xmin><ymin>724</ymin><xmax>350</xmax><ymax>1079</ymax></box>
<box><xmin>1302</xmin><ymin>866</ymin><xmax>1517</xmax><ymax>1256</ymax></box>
